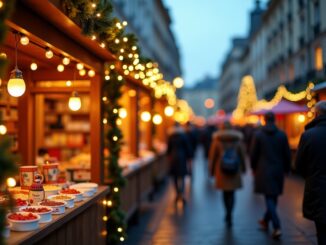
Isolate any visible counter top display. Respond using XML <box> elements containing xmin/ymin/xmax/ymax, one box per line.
<box><xmin>6</xmin><ymin>186</ymin><xmax>109</xmax><ymax>245</ymax></box>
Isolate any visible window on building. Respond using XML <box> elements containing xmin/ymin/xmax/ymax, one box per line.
<box><xmin>315</xmin><ymin>46</ymin><xmax>323</xmax><ymax>71</ymax></box>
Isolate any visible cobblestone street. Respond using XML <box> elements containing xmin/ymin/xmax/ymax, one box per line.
<box><xmin>127</xmin><ymin>149</ymin><xmax>317</xmax><ymax>245</ymax></box>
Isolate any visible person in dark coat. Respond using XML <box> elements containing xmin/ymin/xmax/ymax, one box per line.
<box><xmin>250</xmin><ymin>112</ymin><xmax>291</xmax><ymax>239</ymax></box>
<box><xmin>295</xmin><ymin>101</ymin><xmax>326</xmax><ymax>245</ymax></box>
<box><xmin>167</xmin><ymin>122</ymin><xmax>192</xmax><ymax>204</ymax></box>
<box><xmin>209</xmin><ymin>121</ymin><xmax>246</xmax><ymax>227</ymax></box>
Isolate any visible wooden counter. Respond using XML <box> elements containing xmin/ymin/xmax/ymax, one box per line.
<box><xmin>6</xmin><ymin>186</ymin><xmax>109</xmax><ymax>245</ymax></box>
<box><xmin>120</xmin><ymin>151</ymin><xmax>168</xmax><ymax>221</ymax></box>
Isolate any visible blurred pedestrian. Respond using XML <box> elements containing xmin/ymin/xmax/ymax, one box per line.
<box><xmin>185</xmin><ymin>122</ymin><xmax>199</xmax><ymax>176</ymax></box>
<box><xmin>209</xmin><ymin>121</ymin><xmax>246</xmax><ymax>228</ymax></box>
<box><xmin>202</xmin><ymin>124</ymin><xmax>217</xmax><ymax>160</ymax></box>
<box><xmin>167</xmin><ymin>122</ymin><xmax>192</xmax><ymax>204</ymax></box>
<box><xmin>250</xmin><ymin>112</ymin><xmax>291</xmax><ymax>240</ymax></box>
<box><xmin>295</xmin><ymin>101</ymin><xmax>326</xmax><ymax>245</ymax></box>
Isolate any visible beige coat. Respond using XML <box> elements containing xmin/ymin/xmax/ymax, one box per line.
<box><xmin>209</xmin><ymin>129</ymin><xmax>246</xmax><ymax>191</ymax></box>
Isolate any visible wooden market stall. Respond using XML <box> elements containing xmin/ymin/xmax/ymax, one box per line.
<box><xmin>1</xmin><ymin>0</ymin><xmax>172</xmax><ymax>243</ymax></box>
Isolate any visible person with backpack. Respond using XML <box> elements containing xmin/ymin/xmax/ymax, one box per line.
<box><xmin>209</xmin><ymin>121</ymin><xmax>246</xmax><ymax>228</ymax></box>
<box><xmin>250</xmin><ymin>112</ymin><xmax>291</xmax><ymax>240</ymax></box>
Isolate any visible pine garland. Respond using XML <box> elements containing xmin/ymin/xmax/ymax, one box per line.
<box><xmin>102</xmin><ymin>64</ymin><xmax>127</xmax><ymax>244</ymax></box>
<box><xmin>0</xmin><ymin>1</ymin><xmax>18</xmax><ymax>245</ymax></box>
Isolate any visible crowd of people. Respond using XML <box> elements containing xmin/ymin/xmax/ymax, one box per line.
<box><xmin>166</xmin><ymin>100</ymin><xmax>326</xmax><ymax>245</ymax></box>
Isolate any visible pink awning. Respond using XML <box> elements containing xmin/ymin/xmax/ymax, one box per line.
<box><xmin>251</xmin><ymin>100</ymin><xmax>308</xmax><ymax>115</ymax></box>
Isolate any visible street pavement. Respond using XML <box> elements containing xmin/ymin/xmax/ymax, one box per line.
<box><xmin>126</xmin><ymin>148</ymin><xmax>317</xmax><ymax>245</ymax></box>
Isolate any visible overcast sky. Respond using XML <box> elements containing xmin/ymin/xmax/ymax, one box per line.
<box><xmin>163</xmin><ymin>0</ymin><xmax>268</xmax><ymax>87</ymax></box>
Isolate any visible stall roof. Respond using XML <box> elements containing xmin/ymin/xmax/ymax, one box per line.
<box><xmin>251</xmin><ymin>100</ymin><xmax>308</xmax><ymax>115</ymax></box>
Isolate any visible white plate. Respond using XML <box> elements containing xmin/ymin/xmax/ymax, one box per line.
<box><xmin>39</xmin><ymin>201</ymin><xmax>66</xmax><ymax>215</ymax></box>
<box><xmin>48</xmin><ymin>195</ymin><xmax>75</xmax><ymax>209</ymax></box>
<box><xmin>19</xmin><ymin>206</ymin><xmax>53</xmax><ymax>223</ymax></box>
<box><xmin>59</xmin><ymin>191</ymin><xmax>84</xmax><ymax>202</ymax></box>
<box><xmin>70</xmin><ymin>183</ymin><xmax>98</xmax><ymax>193</ymax></box>
<box><xmin>7</xmin><ymin>212</ymin><xmax>40</xmax><ymax>231</ymax></box>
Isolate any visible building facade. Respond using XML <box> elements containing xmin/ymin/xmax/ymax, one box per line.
<box><xmin>219</xmin><ymin>0</ymin><xmax>326</xmax><ymax>112</ymax></box>
<box><xmin>181</xmin><ymin>75</ymin><xmax>219</xmax><ymax>118</ymax></box>
<box><xmin>111</xmin><ymin>0</ymin><xmax>181</xmax><ymax>81</ymax></box>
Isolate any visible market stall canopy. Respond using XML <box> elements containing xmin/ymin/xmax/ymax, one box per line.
<box><xmin>251</xmin><ymin>99</ymin><xmax>308</xmax><ymax>115</ymax></box>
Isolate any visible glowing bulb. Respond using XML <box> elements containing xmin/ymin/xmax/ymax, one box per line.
<box><xmin>113</xmin><ymin>108</ymin><xmax>118</xmax><ymax>114</ymax></box>
<box><xmin>103</xmin><ymin>118</ymin><xmax>108</xmax><ymax>124</ymax></box>
<box><xmin>68</xmin><ymin>92</ymin><xmax>81</xmax><ymax>111</ymax></box>
<box><xmin>57</xmin><ymin>64</ymin><xmax>65</xmax><ymax>72</ymax></box>
<box><xmin>96</xmin><ymin>13</ymin><xmax>101</xmax><ymax>17</ymax></box>
<box><xmin>91</xmin><ymin>3</ymin><xmax>96</xmax><ymax>8</ymax></box>
<box><xmin>0</xmin><ymin>52</ymin><xmax>7</xmax><ymax>59</ymax></box>
<box><xmin>91</xmin><ymin>35</ymin><xmax>96</xmax><ymax>40</ymax></box>
<box><xmin>110</xmin><ymin>65</ymin><xmax>115</xmax><ymax>70</ymax></box>
<box><xmin>0</xmin><ymin>124</ymin><xmax>7</xmax><ymax>135</ymax></box>
<box><xmin>102</xmin><ymin>200</ymin><xmax>107</xmax><ymax>205</ymax></box>
<box><xmin>153</xmin><ymin>114</ymin><xmax>163</xmax><ymax>125</ymax></box>
<box><xmin>164</xmin><ymin>106</ymin><xmax>174</xmax><ymax>117</ymax></box>
<box><xmin>100</xmin><ymin>42</ymin><xmax>106</xmax><ymax>48</ymax></box>
<box><xmin>107</xmin><ymin>200</ymin><xmax>112</xmax><ymax>206</ymax></box>
<box><xmin>45</xmin><ymin>49</ymin><xmax>53</xmax><ymax>59</ymax></box>
<box><xmin>79</xmin><ymin>69</ymin><xmax>86</xmax><ymax>76</ymax></box>
<box><xmin>6</xmin><ymin>177</ymin><xmax>16</xmax><ymax>187</ymax></box>
<box><xmin>123</xmin><ymin>37</ymin><xmax>128</xmax><ymax>42</ymax></box>
<box><xmin>115</xmin><ymin>39</ymin><xmax>120</xmax><ymax>44</ymax></box>
<box><xmin>103</xmin><ymin>216</ymin><xmax>108</xmax><ymax>221</ymax></box>
<box><xmin>117</xmin><ymin>227</ymin><xmax>123</xmax><ymax>232</ymax></box>
<box><xmin>119</xmin><ymin>108</ymin><xmax>127</xmax><ymax>118</ymax></box>
<box><xmin>120</xmin><ymin>237</ymin><xmax>125</xmax><ymax>242</ymax></box>
<box><xmin>105</xmin><ymin>75</ymin><xmax>110</xmax><ymax>81</ymax></box>
<box><xmin>128</xmin><ymin>90</ymin><xmax>136</xmax><ymax>97</ymax></box>
<box><xmin>102</xmin><ymin>96</ymin><xmax>107</xmax><ymax>102</ymax></box>
<box><xmin>132</xmin><ymin>46</ymin><xmax>137</xmax><ymax>51</ymax></box>
<box><xmin>119</xmin><ymin>55</ymin><xmax>124</xmax><ymax>61</ymax></box>
<box><xmin>0</xmin><ymin>1</ymin><xmax>3</xmax><ymax>9</ymax></box>
<box><xmin>113</xmin><ymin>187</ymin><xmax>119</xmax><ymax>192</ymax></box>
<box><xmin>88</xmin><ymin>70</ymin><xmax>95</xmax><ymax>77</ymax></box>
<box><xmin>120</xmin><ymin>49</ymin><xmax>124</xmax><ymax>53</ymax></box>
<box><xmin>62</xmin><ymin>57</ymin><xmax>70</xmax><ymax>65</ymax></box>
<box><xmin>66</xmin><ymin>80</ymin><xmax>72</xmax><ymax>87</ymax></box>
<box><xmin>76</xmin><ymin>63</ymin><xmax>84</xmax><ymax>70</ymax></box>
<box><xmin>122</xmin><ymin>21</ymin><xmax>128</xmax><ymax>26</ymax></box>
<box><xmin>30</xmin><ymin>62</ymin><xmax>38</xmax><ymax>71</ymax></box>
<box><xmin>173</xmin><ymin>77</ymin><xmax>184</xmax><ymax>88</ymax></box>
<box><xmin>20</xmin><ymin>35</ymin><xmax>29</xmax><ymax>45</ymax></box>
<box><xmin>7</xmin><ymin>69</ymin><xmax>26</xmax><ymax>97</ymax></box>
<box><xmin>124</xmin><ymin>70</ymin><xmax>129</xmax><ymax>75</ymax></box>
<box><xmin>298</xmin><ymin>114</ymin><xmax>306</xmax><ymax>123</ymax></box>
<box><xmin>116</xmin><ymin>119</ymin><xmax>122</xmax><ymax>125</ymax></box>
<box><xmin>141</xmin><ymin>111</ymin><xmax>151</xmax><ymax>122</ymax></box>
<box><xmin>118</xmin><ymin>75</ymin><xmax>123</xmax><ymax>81</ymax></box>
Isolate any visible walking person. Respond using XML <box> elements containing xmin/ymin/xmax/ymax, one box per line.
<box><xmin>250</xmin><ymin>112</ymin><xmax>291</xmax><ymax>239</ymax></box>
<box><xmin>167</xmin><ymin>122</ymin><xmax>192</xmax><ymax>204</ymax></box>
<box><xmin>295</xmin><ymin>101</ymin><xmax>326</xmax><ymax>245</ymax></box>
<box><xmin>209</xmin><ymin>121</ymin><xmax>246</xmax><ymax>228</ymax></box>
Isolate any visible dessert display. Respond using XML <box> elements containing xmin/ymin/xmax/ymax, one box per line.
<box><xmin>39</xmin><ymin>199</ymin><xmax>66</xmax><ymax>215</ymax></box>
<box><xmin>7</xmin><ymin>212</ymin><xmax>41</xmax><ymax>231</ymax></box>
<box><xmin>19</xmin><ymin>206</ymin><xmax>53</xmax><ymax>223</ymax></box>
<box><xmin>13</xmin><ymin>198</ymin><xmax>28</xmax><ymax>212</ymax></box>
<box><xmin>60</xmin><ymin>189</ymin><xmax>83</xmax><ymax>202</ymax></box>
<box><xmin>48</xmin><ymin>195</ymin><xmax>75</xmax><ymax>208</ymax></box>
<box><xmin>43</xmin><ymin>185</ymin><xmax>60</xmax><ymax>198</ymax></box>
<box><xmin>70</xmin><ymin>183</ymin><xmax>98</xmax><ymax>197</ymax></box>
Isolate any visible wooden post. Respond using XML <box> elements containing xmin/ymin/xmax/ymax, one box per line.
<box><xmin>90</xmin><ymin>75</ymin><xmax>103</xmax><ymax>183</ymax></box>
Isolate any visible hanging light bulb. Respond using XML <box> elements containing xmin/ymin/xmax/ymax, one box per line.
<box><xmin>119</xmin><ymin>108</ymin><xmax>127</xmax><ymax>119</ymax></box>
<box><xmin>62</xmin><ymin>57</ymin><xmax>70</xmax><ymax>65</ymax></box>
<box><xmin>76</xmin><ymin>63</ymin><xmax>84</xmax><ymax>70</ymax></box>
<box><xmin>141</xmin><ymin>111</ymin><xmax>151</xmax><ymax>122</ymax></box>
<box><xmin>68</xmin><ymin>91</ymin><xmax>81</xmax><ymax>111</ymax></box>
<box><xmin>164</xmin><ymin>106</ymin><xmax>174</xmax><ymax>117</ymax></box>
<box><xmin>6</xmin><ymin>177</ymin><xmax>16</xmax><ymax>187</ymax></box>
<box><xmin>79</xmin><ymin>69</ymin><xmax>86</xmax><ymax>76</ymax></box>
<box><xmin>20</xmin><ymin>35</ymin><xmax>29</xmax><ymax>45</ymax></box>
<box><xmin>153</xmin><ymin>114</ymin><xmax>163</xmax><ymax>125</ymax></box>
<box><xmin>88</xmin><ymin>70</ymin><xmax>95</xmax><ymax>77</ymax></box>
<box><xmin>7</xmin><ymin>34</ymin><xmax>26</xmax><ymax>97</ymax></box>
<box><xmin>57</xmin><ymin>64</ymin><xmax>65</xmax><ymax>72</ymax></box>
<box><xmin>30</xmin><ymin>62</ymin><xmax>38</xmax><ymax>71</ymax></box>
<box><xmin>45</xmin><ymin>48</ymin><xmax>53</xmax><ymax>59</ymax></box>
<box><xmin>0</xmin><ymin>124</ymin><xmax>7</xmax><ymax>135</ymax></box>
<box><xmin>66</xmin><ymin>80</ymin><xmax>72</xmax><ymax>87</ymax></box>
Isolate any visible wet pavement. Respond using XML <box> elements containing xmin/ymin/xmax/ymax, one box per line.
<box><xmin>126</xmin><ymin>148</ymin><xmax>317</xmax><ymax>245</ymax></box>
